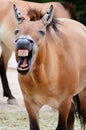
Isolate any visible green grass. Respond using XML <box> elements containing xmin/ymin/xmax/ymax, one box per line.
<box><xmin>0</xmin><ymin>111</ymin><xmax>81</xmax><ymax>130</ymax></box>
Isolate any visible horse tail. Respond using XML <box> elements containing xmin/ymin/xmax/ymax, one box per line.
<box><xmin>73</xmin><ymin>95</ymin><xmax>81</xmax><ymax>117</ymax></box>
<box><xmin>73</xmin><ymin>95</ymin><xmax>86</xmax><ymax>130</ymax></box>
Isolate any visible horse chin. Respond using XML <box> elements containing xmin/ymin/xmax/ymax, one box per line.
<box><xmin>17</xmin><ymin>67</ymin><xmax>30</xmax><ymax>75</ymax></box>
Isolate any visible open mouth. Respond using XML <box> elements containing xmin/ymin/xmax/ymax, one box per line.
<box><xmin>17</xmin><ymin>49</ymin><xmax>33</xmax><ymax>75</ymax></box>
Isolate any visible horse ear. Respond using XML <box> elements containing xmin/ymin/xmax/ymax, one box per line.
<box><xmin>42</xmin><ymin>5</ymin><xmax>54</xmax><ymax>26</ymax></box>
<box><xmin>13</xmin><ymin>4</ymin><xmax>25</xmax><ymax>24</ymax></box>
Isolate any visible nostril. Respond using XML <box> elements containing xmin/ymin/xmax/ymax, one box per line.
<box><xmin>14</xmin><ymin>39</ymin><xmax>19</xmax><ymax>46</ymax></box>
<box><xmin>15</xmin><ymin>38</ymin><xmax>34</xmax><ymax>50</ymax></box>
<box><xmin>29</xmin><ymin>39</ymin><xmax>34</xmax><ymax>44</ymax></box>
<box><xmin>14</xmin><ymin>29</ymin><xmax>19</xmax><ymax>35</ymax></box>
<box><xmin>15</xmin><ymin>38</ymin><xmax>19</xmax><ymax>43</ymax></box>
<box><xmin>15</xmin><ymin>39</ymin><xmax>27</xmax><ymax>49</ymax></box>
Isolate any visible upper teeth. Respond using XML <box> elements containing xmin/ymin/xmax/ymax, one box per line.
<box><xmin>18</xmin><ymin>49</ymin><xmax>29</xmax><ymax>57</ymax></box>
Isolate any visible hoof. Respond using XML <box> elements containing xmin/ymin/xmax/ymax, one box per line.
<box><xmin>7</xmin><ymin>98</ymin><xmax>17</xmax><ymax>105</ymax></box>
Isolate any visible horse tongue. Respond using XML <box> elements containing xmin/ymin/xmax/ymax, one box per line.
<box><xmin>20</xmin><ymin>58</ymin><xmax>28</xmax><ymax>68</ymax></box>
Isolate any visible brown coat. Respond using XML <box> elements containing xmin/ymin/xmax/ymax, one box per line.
<box><xmin>13</xmin><ymin>5</ymin><xmax>86</xmax><ymax>130</ymax></box>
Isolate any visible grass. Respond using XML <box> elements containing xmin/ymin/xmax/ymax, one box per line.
<box><xmin>0</xmin><ymin>110</ymin><xmax>81</xmax><ymax>130</ymax></box>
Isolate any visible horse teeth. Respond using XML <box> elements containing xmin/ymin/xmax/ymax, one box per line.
<box><xmin>18</xmin><ymin>49</ymin><xmax>29</xmax><ymax>57</ymax></box>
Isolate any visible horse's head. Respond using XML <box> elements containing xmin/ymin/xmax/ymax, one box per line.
<box><xmin>13</xmin><ymin>4</ymin><xmax>55</xmax><ymax>75</ymax></box>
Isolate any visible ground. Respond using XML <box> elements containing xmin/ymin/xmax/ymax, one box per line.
<box><xmin>0</xmin><ymin>68</ymin><xmax>25</xmax><ymax>112</ymax></box>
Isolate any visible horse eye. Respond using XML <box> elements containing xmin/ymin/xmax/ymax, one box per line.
<box><xmin>14</xmin><ymin>29</ymin><xmax>19</xmax><ymax>35</ymax></box>
<box><xmin>38</xmin><ymin>30</ymin><xmax>45</xmax><ymax>36</ymax></box>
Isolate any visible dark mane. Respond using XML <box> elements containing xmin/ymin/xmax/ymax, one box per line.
<box><xmin>27</xmin><ymin>2</ymin><xmax>77</xmax><ymax>31</ymax></box>
<box><xmin>61</xmin><ymin>2</ymin><xmax>78</xmax><ymax>20</ymax></box>
<box><xmin>27</xmin><ymin>8</ymin><xmax>43</xmax><ymax>21</ymax></box>
<box><xmin>47</xmin><ymin>18</ymin><xmax>58</xmax><ymax>32</ymax></box>
<box><xmin>27</xmin><ymin>8</ymin><xmax>58</xmax><ymax>31</ymax></box>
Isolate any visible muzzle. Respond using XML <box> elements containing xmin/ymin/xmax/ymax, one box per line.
<box><xmin>15</xmin><ymin>35</ymin><xmax>36</xmax><ymax>75</ymax></box>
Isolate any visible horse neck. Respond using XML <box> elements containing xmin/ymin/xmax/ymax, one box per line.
<box><xmin>31</xmin><ymin>37</ymin><xmax>59</xmax><ymax>85</ymax></box>
<box><xmin>31</xmin><ymin>41</ymin><xmax>48</xmax><ymax>85</ymax></box>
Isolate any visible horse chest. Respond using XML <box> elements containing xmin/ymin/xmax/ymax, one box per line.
<box><xmin>32</xmin><ymin>93</ymin><xmax>60</xmax><ymax>108</ymax></box>
<box><xmin>23</xmin><ymin>78</ymin><xmax>61</xmax><ymax>108</ymax></box>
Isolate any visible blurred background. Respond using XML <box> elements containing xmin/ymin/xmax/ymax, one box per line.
<box><xmin>24</xmin><ymin>0</ymin><xmax>86</xmax><ymax>25</ymax></box>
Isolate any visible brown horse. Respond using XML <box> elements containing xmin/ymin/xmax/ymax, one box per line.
<box><xmin>18</xmin><ymin>6</ymin><xmax>86</xmax><ymax>130</ymax></box>
<box><xmin>0</xmin><ymin>0</ymin><xmax>76</xmax><ymax>104</ymax></box>
<box><xmin>0</xmin><ymin>1</ymin><xmax>85</xmax><ymax>129</ymax></box>
<box><xmin>13</xmin><ymin>4</ymin><xmax>86</xmax><ymax>130</ymax></box>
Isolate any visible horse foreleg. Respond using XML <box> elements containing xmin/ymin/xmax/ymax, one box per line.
<box><xmin>24</xmin><ymin>96</ymin><xmax>40</xmax><ymax>130</ymax></box>
<box><xmin>56</xmin><ymin>99</ymin><xmax>72</xmax><ymax>130</ymax></box>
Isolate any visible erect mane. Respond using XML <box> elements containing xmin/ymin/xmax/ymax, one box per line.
<box><xmin>27</xmin><ymin>8</ymin><xmax>58</xmax><ymax>32</ymax></box>
<box><xmin>27</xmin><ymin>8</ymin><xmax>43</xmax><ymax>21</ymax></box>
<box><xmin>46</xmin><ymin>18</ymin><xmax>58</xmax><ymax>32</ymax></box>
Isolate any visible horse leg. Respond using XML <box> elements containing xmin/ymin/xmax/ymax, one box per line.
<box><xmin>24</xmin><ymin>96</ymin><xmax>40</xmax><ymax>130</ymax></box>
<box><xmin>0</xmin><ymin>56</ymin><xmax>16</xmax><ymax>104</ymax></box>
<box><xmin>67</xmin><ymin>102</ymin><xmax>75</xmax><ymax>130</ymax></box>
<box><xmin>0</xmin><ymin>57</ymin><xmax>14</xmax><ymax>98</ymax></box>
<box><xmin>56</xmin><ymin>98</ymin><xmax>72</xmax><ymax>130</ymax></box>
<box><xmin>1</xmin><ymin>43</ymin><xmax>16</xmax><ymax>104</ymax></box>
